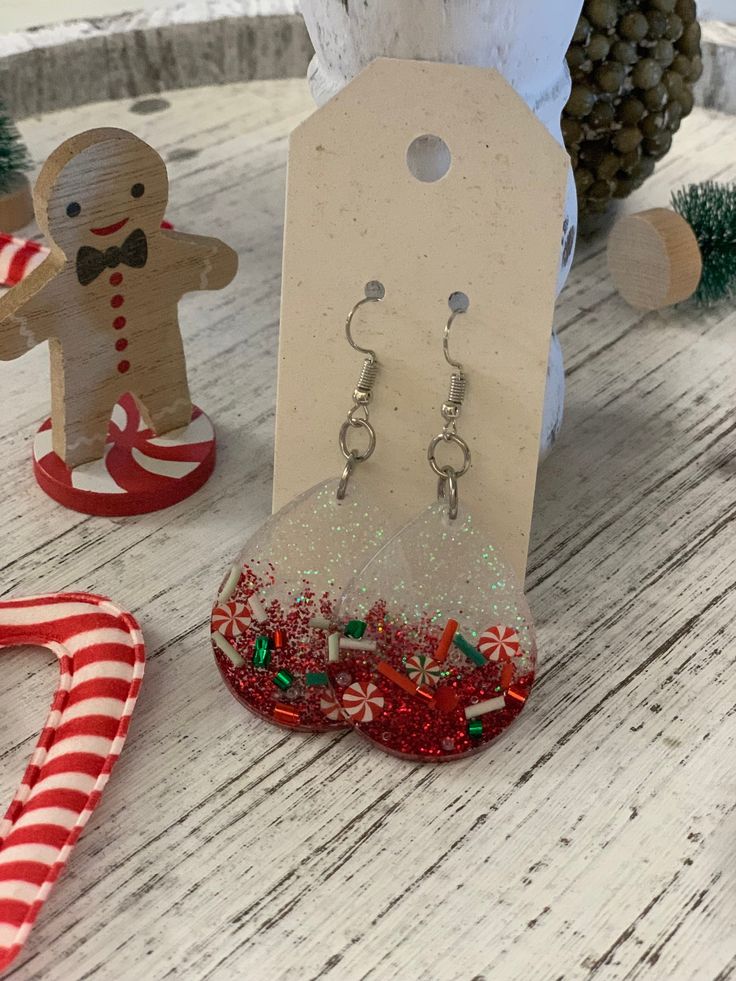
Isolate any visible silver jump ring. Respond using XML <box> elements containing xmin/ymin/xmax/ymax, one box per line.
<box><xmin>347</xmin><ymin>404</ymin><xmax>370</xmax><ymax>425</ymax></box>
<box><xmin>427</xmin><ymin>432</ymin><xmax>471</xmax><ymax>479</ymax></box>
<box><xmin>337</xmin><ymin>453</ymin><xmax>357</xmax><ymax>501</ymax></box>
<box><xmin>437</xmin><ymin>466</ymin><xmax>459</xmax><ymax>520</ymax></box>
<box><xmin>339</xmin><ymin>417</ymin><xmax>376</xmax><ymax>463</ymax></box>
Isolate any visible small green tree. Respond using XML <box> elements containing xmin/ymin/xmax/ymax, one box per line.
<box><xmin>672</xmin><ymin>181</ymin><xmax>736</xmax><ymax>306</ymax></box>
<box><xmin>0</xmin><ymin>99</ymin><xmax>30</xmax><ymax>196</ymax></box>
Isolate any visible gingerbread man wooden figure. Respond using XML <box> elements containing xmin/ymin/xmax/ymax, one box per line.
<box><xmin>0</xmin><ymin>127</ymin><xmax>238</xmax><ymax>515</ymax></box>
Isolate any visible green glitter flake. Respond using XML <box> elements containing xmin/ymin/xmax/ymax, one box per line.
<box><xmin>467</xmin><ymin>718</ymin><xmax>483</xmax><ymax>739</ymax></box>
<box><xmin>252</xmin><ymin>636</ymin><xmax>272</xmax><ymax>668</ymax></box>
<box><xmin>344</xmin><ymin>620</ymin><xmax>367</xmax><ymax>639</ymax></box>
<box><xmin>306</xmin><ymin>671</ymin><xmax>329</xmax><ymax>686</ymax></box>
<box><xmin>273</xmin><ymin>669</ymin><xmax>294</xmax><ymax>691</ymax></box>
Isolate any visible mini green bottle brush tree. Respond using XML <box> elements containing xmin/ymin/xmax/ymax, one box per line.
<box><xmin>0</xmin><ymin>99</ymin><xmax>33</xmax><ymax>231</ymax></box>
<box><xmin>671</xmin><ymin>182</ymin><xmax>736</xmax><ymax>306</ymax></box>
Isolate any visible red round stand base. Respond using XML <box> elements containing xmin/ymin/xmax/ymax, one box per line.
<box><xmin>32</xmin><ymin>393</ymin><xmax>216</xmax><ymax>516</ymax></box>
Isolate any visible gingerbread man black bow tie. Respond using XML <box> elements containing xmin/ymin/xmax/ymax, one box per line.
<box><xmin>76</xmin><ymin>228</ymin><xmax>148</xmax><ymax>286</ymax></box>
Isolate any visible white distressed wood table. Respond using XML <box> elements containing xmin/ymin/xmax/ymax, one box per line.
<box><xmin>0</xmin><ymin>80</ymin><xmax>734</xmax><ymax>981</ymax></box>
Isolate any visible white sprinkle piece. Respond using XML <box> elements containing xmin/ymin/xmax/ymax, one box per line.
<box><xmin>247</xmin><ymin>595</ymin><xmax>267</xmax><ymax>623</ymax></box>
<box><xmin>464</xmin><ymin>696</ymin><xmax>506</xmax><ymax>720</ymax></box>
<box><xmin>310</xmin><ymin>617</ymin><xmax>331</xmax><ymax>630</ymax></box>
<box><xmin>212</xmin><ymin>630</ymin><xmax>245</xmax><ymax>668</ymax></box>
<box><xmin>217</xmin><ymin>564</ymin><xmax>240</xmax><ymax>604</ymax></box>
<box><xmin>339</xmin><ymin>637</ymin><xmax>378</xmax><ymax>652</ymax></box>
<box><xmin>328</xmin><ymin>632</ymin><xmax>341</xmax><ymax>663</ymax></box>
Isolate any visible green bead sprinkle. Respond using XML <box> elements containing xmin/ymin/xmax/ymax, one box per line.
<box><xmin>454</xmin><ymin>632</ymin><xmax>487</xmax><ymax>667</ymax></box>
<box><xmin>467</xmin><ymin>718</ymin><xmax>483</xmax><ymax>739</ymax></box>
<box><xmin>306</xmin><ymin>671</ymin><xmax>329</xmax><ymax>686</ymax></box>
<box><xmin>344</xmin><ymin>620</ymin><xmax>367</xmax><ymax>639</ymax></box>
<box><xmin>273</xmin><ymin>669</ymin><xmax>294</xmax><ymax>691</ymax></box>
<box><xmin>252</xmin><ymin>635</ymin><xmax>272</xmax><ymax>669</ymax></box>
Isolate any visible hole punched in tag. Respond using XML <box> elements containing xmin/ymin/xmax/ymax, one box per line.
<box><xmin>406</xmin><ymin>134</ymin><xmax>452</xmax><ymax>183</ymax></box>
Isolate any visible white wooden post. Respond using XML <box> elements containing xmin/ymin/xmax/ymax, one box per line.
<box><xmin>299</xmin><ymin>0</ymin><xmax>584</xmax><ymax>455</ymax></box>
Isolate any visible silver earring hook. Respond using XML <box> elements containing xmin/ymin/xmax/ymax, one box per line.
<box><xmin>337</xmin><ymin>282</ymin><xmax>384</xmax><ymax>501</ymax></box>
<box><xmin>345</xmin><ymin>281</ymin><xmax>384</xmax><ymax>362</ymax></box>
<box><xmin>428</xmin><ymin>294</ymin><xmax>471</xmax><ymax>520</ymax></box>
<box><xmin>443</xmin><ymin>308</ymin><xmax>465</xmax><ymax>373</ymax></box>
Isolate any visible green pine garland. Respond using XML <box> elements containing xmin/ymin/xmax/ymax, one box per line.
<box><xmin>0</xmin><ymin>99</ymin><xmax>30</xmax><ymax>196</ymax></box>
<box><xmin>671</xmin><ymin>181</ymin><xmax>736</xmax><ymax>306</ymax></box>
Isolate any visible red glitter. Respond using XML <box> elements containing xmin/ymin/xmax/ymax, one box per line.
<box><xmin>212</xmin><ymin>563</ymin><xmax>347</xmax><ymax>732</ymax></box>
<box><xmin>326</xmin><ymin>599</ymin><xmax>534</xmax><ymax>761</ymax></box>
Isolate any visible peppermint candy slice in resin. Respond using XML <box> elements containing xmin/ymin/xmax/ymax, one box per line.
<box><xmin>328</xmin><ymin>501</ymin><xmax>537</xmax><ymax>761</ymax></box>
<box><xmin>211</xmin><ymin>479</ymin><xmax>387</xmax><ymax>731</ymax></box>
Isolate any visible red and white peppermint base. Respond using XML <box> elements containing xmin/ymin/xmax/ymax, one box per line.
<box><xmin>33</xmin><ymin>393</ymin><xmax>216</xmax><ymax>516</ymax></box>
<box><xmin>0</xmin><ymin>592</ymin><xmax>145</xmax><ymax>972</ymax></box>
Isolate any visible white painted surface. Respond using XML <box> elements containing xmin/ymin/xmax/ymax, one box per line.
<box><xmin>0</xmin><ymin>80</ymin><xmax>734</xmax><ymax>980</ymax></box>
<box><xmin>4</xmin><ymin>0</ymin><xmax>734</xmax><ymax>32</ymax></box>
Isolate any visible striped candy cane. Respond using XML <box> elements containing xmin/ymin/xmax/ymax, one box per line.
<box><xmin>0</xmin><ymin>593</ymin><xmax>145</xmax><ymax>972</ymax></box>
<box><xmin>0</xmin><ymin>234</ymin><xmax>46</xmax><ymax>288</ymax></box>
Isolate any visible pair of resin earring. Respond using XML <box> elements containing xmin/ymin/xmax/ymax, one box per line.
<box><xmin>210</xmin><ymin>284</ymin><xmax>537</xmax><ymax>762</ymax></box>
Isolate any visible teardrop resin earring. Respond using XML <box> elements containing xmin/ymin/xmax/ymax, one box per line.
<box><xmin>210</xmin><ymin>281</ymin><xmax>390</xmax><ymax>731</ymax></box>
<box><xmin>327</xmin><ymin>294</ymin><xmax>537</xmax><ymax>761</ymax></box>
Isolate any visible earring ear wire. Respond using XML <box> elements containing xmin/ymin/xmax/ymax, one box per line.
<box><xmin>428</xmin><ymin>298</ymin><xmax>472</xmax><ymax>520</ymax></box>
<box><xmin>337</xmin><ymin>282</ymin><xmax>385</xmax><ymax>500</ymax></box>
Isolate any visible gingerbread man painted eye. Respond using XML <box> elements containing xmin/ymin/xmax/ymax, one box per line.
<box><xmin>66</xmin><ymin>201</ymin><xmax>81</xmax><ymax>217</ymax></box>
<box><xmin>131</xmin><ymin>182</ymin><xmax>145</xmax><ymax>198</ymax></box>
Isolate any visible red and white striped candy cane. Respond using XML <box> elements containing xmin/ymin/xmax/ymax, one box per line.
<box><xmin>0</xmin><ymin>234</ymin><xmax>46</xmax><ymax>288</ymax></box>
<box><xmin>0</xmin><ymin>593</ymin><xmax>145</xmax><ymax>972</ymax></box>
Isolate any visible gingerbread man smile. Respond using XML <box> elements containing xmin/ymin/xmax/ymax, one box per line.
<box><xmin>90</xmin><ymin>216</ymin><xmax>130</xmax><ymax>236</ymax></box>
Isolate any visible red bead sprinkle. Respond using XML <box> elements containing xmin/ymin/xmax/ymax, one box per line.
<box><xmin>434</xmin><ymin>618</ymin><xmax>458</xmax><ymax>663</ymax></box>
<box><xmin>273</xmin><ymin>703</ymin><xmax>300</xmax><ymax>726</ymax></box>
<box><xmin>117</xmin><ymin>360</ymin><xmax>130</xmax><ymax>374</ymax></box>
<box><xmin>111</xmin><ymin>294</ymin><xmax>124</xmax><ymax>308</ymax></box>
<box><xmin>434</xmin><ymin>687</ymin><xmax>460</xmax><ymax>715</ymax></box>
<box><xmin>113</xmin><ymin>316</ymin><xmax>126</xmax><ymax>329</ymax></box>
<box><xmin>115</xmin><ymin>338</ymin><xmax>128</xmax><ymax>352</ymax></box>
<box><xmin>109</xmin><ymin>272</ymin><xmax>123</xmax><ymax>286</ymax></box>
